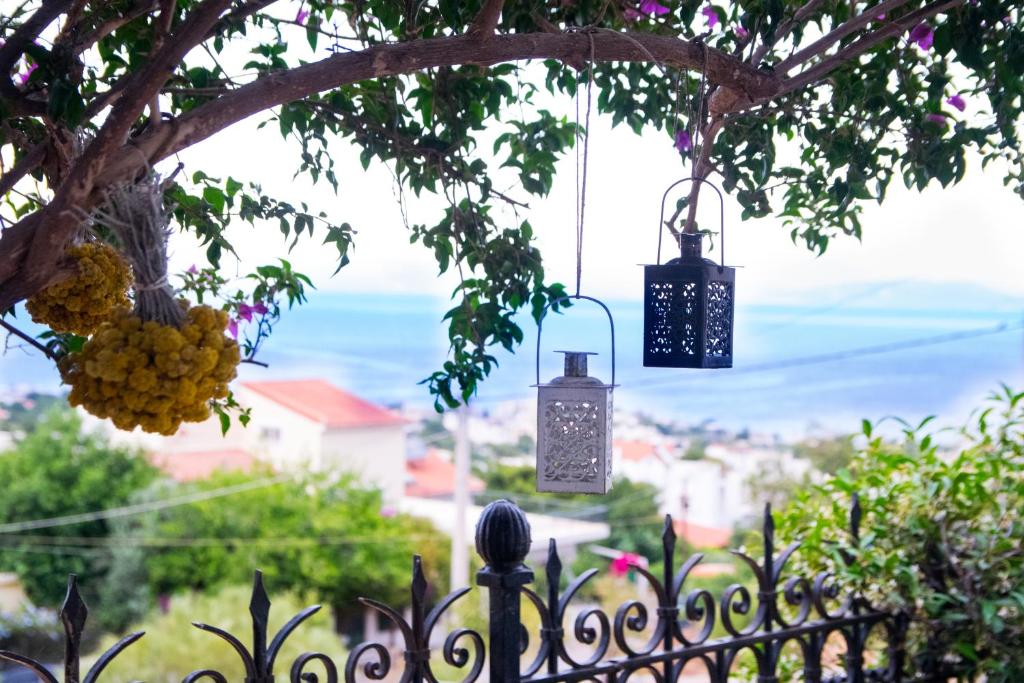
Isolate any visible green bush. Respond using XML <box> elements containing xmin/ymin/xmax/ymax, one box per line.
<box><xmin>779</xmin><ymin>387</ymin><xmax>1024</xmax><ymax>682</ymax></box>
<box><xmin>85</xmin><ymin>584</ymin><xmax>341</xmax><ymax>683</ymax></box>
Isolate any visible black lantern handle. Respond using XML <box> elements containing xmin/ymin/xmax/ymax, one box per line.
<box><xmin>656</xmin><ymin>177</ymin><xmax>726</xmax><ymax>268</ymax></box>
<box><xmin>535</xmin><ymin>294</ymin><xmax>616</xmax><ymax>387</ymax></box>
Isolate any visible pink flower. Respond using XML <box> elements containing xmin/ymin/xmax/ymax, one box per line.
<box><xmin>252</xmin><ymin>301</ymin><xmax>269</xmax><ymax>315</ymax></box>
<box><xmin>674</xmin><ymin>129</ymin><xmax>692</xmax><ymax>153</ymax></box>
<box><xmin>624</xmin><ymin>8</ymin><xmax>642</xmax><ymax>21</ymax></box>
<box><xmin>735</xmin><ymin>25</ymin><xmax>749</xmax><ymax>39</ymax></box>
<box><xmin>295</xmin><ymin>7</ymin><xmax>309</xmax><ymax>25</ymax></box>
<box><xmin>187</xmin><ymin>264</ymin><xmax>199</xmax><ymax>274</ymax></box>
<box><xmin>227</xmin><ymin>319</ymin><xmax>239</xmax><ymax>338</ymax></box>
<box><xmin>925</xmin><ymin>113</ymin><xmax>947</xmax><ymax>126</ymax></box>
<box><xmin>237</xmin><ymin>303</ymin><xmax>255</xmax><ymax>322</ymax></box>
<box><xmin>909</xmin><ymin>22</ymin><xmax>933</xmax><ymax>50</ymax></box>
<box><xmin>876</xmin><ymin>13</ymin><xmax>886</xmax><ymax>20</ymax></box>
<box><xmin>380</xmin><ymin>505</ymin><xmax>397</xmax><ymax>518</ymax></box>
<box><xmin>17</xmin><ymin>62</ymin><xmax>37</xmax><ymax>85</ymax></box>
<box><xmin>946</xmin><ymin>94</ymin><xmax>966</xmax><ymax>112</ymax></box>
<box><xmin>701</xmin><ymin>5</ymin><xmax>719</xmax><ymax>28</ymax></box>
<box><xmin>639</xmin><ymin>0</ymin><xmax>670</xmax><ymax>16</ymax></box>
<box><xmin>610</xmin><ymin>552</ymin><xmax>643</xmax><ymax>577</ymax></box>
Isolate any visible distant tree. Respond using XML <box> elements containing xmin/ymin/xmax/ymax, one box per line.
<box><xmin>682</xmin><ymin>437</ymin><xmax>707</xmax><ymax>460</ymax></box>
<box><xmin>128</xmin><ymin>471</ymin><xmax>450</xmax><ymax>627</ymax></box>
<box><xmin>0</xmin><ymin>393</ymin><xmax>63</xmax><ymax>433</ymax></box>
<box><xmin>0</xmin><ymin>409</ymin><xmax>158</xmax><ymax>607</ymax></box>
<box><xmin>793</xmin><ymin>434</ymin><xmax>856</xmax><ymax>475</ymax></box>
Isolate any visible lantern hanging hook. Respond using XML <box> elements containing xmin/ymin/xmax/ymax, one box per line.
<box><xmin>534</xmin><ymin>295</ymin><xmax>615</xmax><ymax>387</ymax></box>
<box><xmin>655</xmin><ymin>177</ymin><xmax>726</xmax><ymax>271</ymax></box>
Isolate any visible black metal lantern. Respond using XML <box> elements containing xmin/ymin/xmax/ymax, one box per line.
<box><xmin>534</xmin><ymin>296</ymin><xmax>616</xmax><ymax>494</ymax></box>
<box><xmin>643</xmin><ymin>178</ymin><xmax>735</xmax><ymax>369</ymax></box>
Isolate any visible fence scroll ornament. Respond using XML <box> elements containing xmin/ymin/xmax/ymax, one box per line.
<box><xmin>0</xmin><ymin>495</ymin><xmax>914</xmax><ymax>683</ymax></box>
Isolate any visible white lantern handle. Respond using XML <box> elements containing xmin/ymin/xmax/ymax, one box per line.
<box><xmin>535</xmin><ymin>294</ymin><xmax>616</xmax><ymax>387</ymax></box>
<box><xmin>656</xmin><ymin>177</ymin><xmax>726</xmax><ymax>269</ymax></box>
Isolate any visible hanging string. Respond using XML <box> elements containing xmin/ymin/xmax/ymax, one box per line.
<box><xmin>573</xmin><ymin>31</ymin><xmax>596</xmax><ymax>298</ymax></box>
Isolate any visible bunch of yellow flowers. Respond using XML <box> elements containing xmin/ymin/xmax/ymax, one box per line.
<box><xmin>26</xmin><ymin>242</ymin><xmax>132</xmax><ymax>335</ymax></box>
<box><xmin>60</xmin><ymin>304</ymin><xmax>240</xmax><ymax>435</ymax></box>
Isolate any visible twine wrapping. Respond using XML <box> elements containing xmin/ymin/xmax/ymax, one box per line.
<box><xmin>92</xmin><ymin>173</ymin><xmax>184</xmax><ymax>327</ymax></box>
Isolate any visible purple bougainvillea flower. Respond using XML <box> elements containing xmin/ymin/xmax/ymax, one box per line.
<box><xmin>252</xmin><ymin>301</ymin><xmax>269</xmax><ymax>315</ymax></box>
<box><xmin>227</xmin><ymin>319</ymin><xmax>239</xmax><ymax>339</ymax></box>
<box><xmin>701</xmin><ymin>5</ymin><xmax>719</xmax><ymax>28</ymax></box>
<box><xmin>909</xmin><ymin>22</ymin><xmax>934</xmax><ymax>50</ymax></box>
<box><xmin>17</xmin><ymin>62</ymin><xmax>37</xmax><ymax>85</ymax></box>
<box><xmin>624</xmin><ymin>8</ymin><xmax>642</xmax><ymax>22</ymax></box>
<box><xmin>237</xmin><ymin>303</ymin><xmax>255</xmax><ymax>322</ymax></box>
<box><xmin>735</xmin><ymin>25</ymin><xmax>749</xmax><ymax>39</ymax></box>
<box><xmin>639</xmin><ymin>0</ymin><xmax>670</xmax><ymax>16</ymax></box>
<box><xmin>925</xmin><ymin>113</ymin><xmax>947</xmax><ymax>125</ymax></box>
<box><xmin>187</xmin><ymin>264</ymin><xmax>199</xmax><ymax>274</ymax></box>
<box><xmin>674</xmin><ymin>129</ymin><xmax>692</xmax><ymax>153</ymax></box>
<box><xmin>295</xmin><ymin>7</ymin><xmax>309</xmax><ymax>25</ymax></box>
<box><xmin>946</xmin><ymin>94</ymin><xmax>966</xmax><ymax>112</ymax></box>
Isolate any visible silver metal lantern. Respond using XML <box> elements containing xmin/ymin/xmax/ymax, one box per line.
<box><xmin>643</xmin><ymin>178</ymin><xmax>735</xmax><ymax>369</ymax></box>
<box><xmin>534</xmin><ymin>296</ymin><xmax>616</xmax><ymax>494</ymax></box>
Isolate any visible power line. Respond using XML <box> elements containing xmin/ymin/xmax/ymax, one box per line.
<box><xmin>626</xmin><ymin>319</ymin><xmax>1024</xmax><ymax>392</ymax></box>
<box><xmin>0</xmin><ymin>475</ymin><xmax>290</xmax><ymax>534</ymax></box>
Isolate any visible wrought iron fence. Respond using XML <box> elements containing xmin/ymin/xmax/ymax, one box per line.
<box><xmin>0</xmin><ymin>495</ymin><xmax>926</xmax><ymax>683</ymax></box>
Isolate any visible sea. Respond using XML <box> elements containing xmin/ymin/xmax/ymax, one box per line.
<box><xmin>2</xmin><ymin>282</ymin><xmax>1021</xmax><ymax>438</ymax></box>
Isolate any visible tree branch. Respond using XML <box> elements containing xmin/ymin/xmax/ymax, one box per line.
<box><xmin>775</xmin><ymin>0</ymin><xmax>916</xmax><ymax>73</ymax></box>
<box><xmin>0</xmin><ymin>142</ymin><xmax>47</xmax><ymax>198</ymax></box>
<box><xmin>777</xmin><ymin>0</ymin><xmax>966</xmax><ymax>98</ymax></box>
<box><xmin>0</xmin><ymin>28</ymin><xmax>777</xmax><ymax>312</ymax></box>
<box><xmin>0</xmin><ymin>0</ymin><xmax>73</xmax><ymax>116</ymax></box>
<box><xmin>0</xmin><ymin>318</ymin><xmax>56</xmax><ymax>360</ymax></box>
<box><xmin>684</xmin><ymin>117</ymin><xmax>725</xmax><ymax>234</ymax></box>
<box><xmin>69</xmin><ymin>0</ymin><xmax>160</xmax><ymax>57</ymax></box>
<box><xmin>0</xmin><ymin>0</ymin><xmax>233</xmax><ymax>311</ymax></box>
<box><xmin>748</xmin><ymin>0</ymin><xmax>831</xmax><ymax>66</ymax></box>
<box><xmin>468</xmin><ymin>0</ymin><xmax>505</xmax><ymax>38</ymax></box>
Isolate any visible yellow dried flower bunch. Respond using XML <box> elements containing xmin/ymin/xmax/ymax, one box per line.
<box><xmin>60</xmin><ymin>304</ymin><xmax>240</xmax><ymax>435</ymax></box>
<box><xmin>26</xmin><ymin>242</ymin><xmax>132</xmax><ymax>335</ymax></box>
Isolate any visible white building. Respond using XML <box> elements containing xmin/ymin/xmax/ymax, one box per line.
<box><xmin>614</xmin><ymin>438</ymin><xmax>809</xmax><ymax>545</ymax></box>
<box><xmin>96</xmin><ymin>378</ymin><xmax>409</xmax><ymax>503</ymax></box>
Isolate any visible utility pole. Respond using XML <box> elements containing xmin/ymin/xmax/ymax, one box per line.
<box><xmin>451</xmin><ymin>403</ymin><xmax>471</xmax><ymax>591</ymax></box>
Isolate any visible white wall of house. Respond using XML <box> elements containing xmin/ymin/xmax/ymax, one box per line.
<box><xmin>233</xmin><ymin>386</ymin><xmax>325</xmax><ymax>469</ymax></box>
<box><xmin>320</xmin><ymin>425</ymin><xmax>406</xmax><ymax>503</ymax></box>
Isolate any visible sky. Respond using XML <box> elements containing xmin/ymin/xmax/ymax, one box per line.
<box><xmin>166</xmin><ymin>98</ymin><xmax>1024</xmax><ymax>310</ymax></box>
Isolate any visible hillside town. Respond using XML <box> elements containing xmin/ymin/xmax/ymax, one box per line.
<box><xmin>0</xmin><ymin>378</ymin><xmax>825</xmax><ymax>555</ymax></box>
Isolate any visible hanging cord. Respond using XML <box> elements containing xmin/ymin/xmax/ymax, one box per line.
<box><xmin>572</xmin><ymin>30</ymin><xmax>596</xmax><ymax>297</ymax></box>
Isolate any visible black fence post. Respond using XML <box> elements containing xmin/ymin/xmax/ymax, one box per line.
<box><xmin>476</xmin><ymin>499</ymin><xmax>533</xmax><ymax>683</ymax></box>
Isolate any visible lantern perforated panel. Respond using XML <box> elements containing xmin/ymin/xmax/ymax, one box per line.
<box><xmin>643</xmin><ymin>261</ymin><xmax>734</xmax><ymax>368</ymax></box>
<box><xmin>536</xmin><ymin>385</ymin><xmax>613</xmax><ymax>494</ymax></box>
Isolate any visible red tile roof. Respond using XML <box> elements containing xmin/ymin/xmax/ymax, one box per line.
<box><xmin>673</xmin><ymin>519</ymin><xmax>733</xmax><ymax>549</ymax></box>
<box><xmin>615</xmin><ymin>439</ymin><xmax>661</xmax><ymax>462</ymax></box>
<box><xmin>406</xmin><ymin>450</ymin><xmax>485</xmax><ymax>499</ymax></box>
<box><xmin>150</xmin><ymin>449</ymin><xmax>256</xmax><ymax>482</ymax></box>
<box><xmin>241</xmin><ymin>380</ymin><xmax>406</xmax><ymax>429</ymax></box>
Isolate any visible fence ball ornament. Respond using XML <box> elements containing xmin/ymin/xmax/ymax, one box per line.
<box><xmin>534</xmin><ymin>296</ymin><xmax>616</xmax><ymax>495</ymax></box>
<box><xmin>643</xmin><ymin>178</ymin><xmax>736</xmax><ymax>369</ymax></box>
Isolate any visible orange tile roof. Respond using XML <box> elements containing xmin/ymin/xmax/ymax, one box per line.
<box><xmin>241</xmin><ymin>380</ymin><xmax>406</xmax><ymax>429</ymax></box>
<box><xmin>150</xmin><ymin>449</ymin><xmax>256</xmax><ymax>482</ymax></box>
<box><xmin>673</xmin><ymin>519</ymin><xmax>733</xmax><ymax>549</ymax></box>
<box><xmin>615</xmin><ymin>439</ymin><xmax>660</xmax><ymax>462</ymax></box>
<box><xmin>406</xmin><ymin>450</ymin><xmax>485</xmax><ymax>499</ymax></box>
